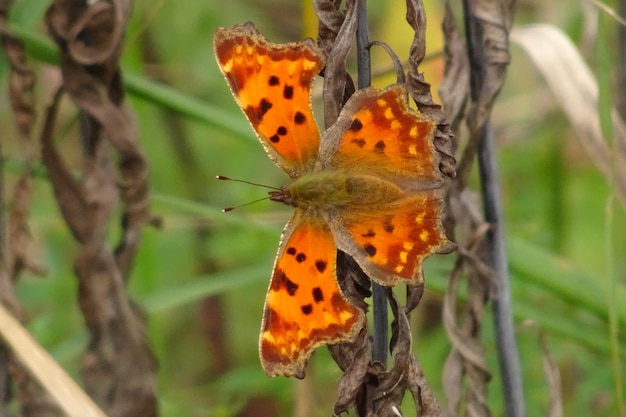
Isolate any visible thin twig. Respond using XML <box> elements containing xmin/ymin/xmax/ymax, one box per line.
<box><xmin>477</xmin><ymin>123</ymin><xmax>525</xmax><ymax>417</ymax></box>
<box><xmin>462</xmin><ymin>0</ymin><xmax>525</xmax><ymax>415</ymax></box>
<box><xmin>356</xmin><ymin>0</ymin><xmax>371</xmax><ymax>89</ymax></box>
<box><xmin>355</xmin><ymin>0</ymin><xmax>388</xmax><ymax>367</ymax></box>
<box><xmin>0</xmin><ymin>128</ymin><xmax>4</xmax><ymax>265</ymax></box>
<box><xmin>587</xmin><ymin>0</ymin><xmax>626</xmax><ymax>27</ymax></box>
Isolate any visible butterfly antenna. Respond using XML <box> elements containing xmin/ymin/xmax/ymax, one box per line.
<box><xmin>222</xmin><ymin>196</ymin><xmax>271</xmax><ymax>213</ymax></box>
<box><xmin>216</xmin><ymin>175</ymin><xmax>281</xmax><ymax>190</ymax></box>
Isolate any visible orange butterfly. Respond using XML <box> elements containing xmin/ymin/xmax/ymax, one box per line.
<box><xmin>214</xmin><ymin>22</ymin><xmax>453</xmax><ymax>379</ymax></box>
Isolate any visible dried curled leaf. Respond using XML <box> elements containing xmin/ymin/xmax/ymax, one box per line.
<box><xmin>511</xmin><ymin>24</ymin><xmax>626</xmax><ymax>208</ymax></box>
<box><xmin>315</xmin><ymin>0</ymin><xmax>358</xmax><ymax>127</ymax></box>
<box><xmin>0</xmin><ymin>4</ymin><xmax>36</xmax><ymax>139</ymax></box>
<box><xmin>439</xmin><ymin>3</ymin><xmax>469</xmax><ymax>138</ymax></box>
<box><xmin>405</xmin><ymin>0</ymin><xmax>456</xmax><ymax>180</ymax></box>
<box><xmin>43</xmin><ymin>0</ymin><xmax>157</xmax><ymax>415</ymax></box>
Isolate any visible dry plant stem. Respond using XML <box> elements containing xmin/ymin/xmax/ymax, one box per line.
<box><xmin>0</xmin><ymin>138</ymin><xmax>6</xmax><ymax>414</ymax></box>
<box><xmin>356</xmin><ymin>0</ymin><xmax>389</xmax><ymax>368</ymax></box>
<box><xmin>355</xmin><ymin>0</ymin><xmax>371</xmax><ymax>90</ymax></box>
<box><xmin>44</xmin><ymin>1</ymin><xmax>157</xmax><ymax>415</ymax></box>
<box><xmin>454</xmin><ymin>0</ymin><xmax>524</xmax><ymax>414</ymax></box>
<box><xmin>0</xmin><ymin>303</ymin><xmax>107</xmax><ymax>417</ymax></box>
<box><xmin>1</xmin><ymin>1</ymin><xmax>55</xmax><ymax>414</ymax></box>
<box><xmin>477</xmin><ymin>123</ymin><xmax>523</xmax><ymax>417</ymax></box>
<box><xmin>0</xmin><ymin>92</ymin><xmax>4</xmax><ymax>285</ymax></box>
<box><xmin>439</xmin><ymin>3</ymin><xmax>493</xmax><ymax>416</ymax></box>
<box><xmin>0</xmin><ymin>121</ymin><xmax>4</xmax><ymax>262</ymax></box>
<box><xmin>619</xmin><ymin>0</ymin><xmax>626</xmax><ymax>119</ymax></box>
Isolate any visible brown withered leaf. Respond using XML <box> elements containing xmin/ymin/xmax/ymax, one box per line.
<box><xmin>0</xmin><ymin>0</ymin><xmax>43</xmax><ymax>283</ymax></box>
<box><xmin>331</xmin><ymin>252</ymin><xmax>371</xmax><ymax>414</ymax></box>
<box><xmin>331</xmin><ymin>327</ymin><xmax>370</xmax><ymax>415</ymax></box>
<box><xmin>315</xmin><ymin>0</ymin><xmax>358</xmax><ymax>128</ymax></box>
<box><xmin>43</xmin><ymin>1</ymin><xmax>157</xmax><ymax>416</ymax></box>
<box><xmin>439</xmin><ymin>3</ymin><xmax>469</xmax><ymax>138</ymax></box>
<box><xmin>6</xmin><ymin>175</ymin><xmax>46</xmax><ymax>279</ymax></box>
<box><xmin>332</xmin><ymin>287</ymin><xmax>442</xmax><ymax>417</ymax></box>
<box><xmin>452</xmin><ymin>0</ymin><xmax>515</xmax><ymax>191</ymax></box>
<box><xmin>0</xmin><ymin>1</ymin><xmax>36</xmax><ymax>140</ymax></box>
<box><xmin>441</xmin><ymin>191</ymin><xmax>493</xmax><ymax>417</ymax></box>
<box><xmin>405</xmin><ymin>0</ymin><xmax>456</xmax><ymax>180</ymax></box>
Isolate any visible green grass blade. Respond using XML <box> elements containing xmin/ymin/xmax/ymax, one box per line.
<box><xmin>9</xmin><ymin>23</ymin><xmax>253</xmax><ymax>140</ymax></box>
<box><xmin>142</xmin><ymin>266</ymin><xmax>267</xmax><ymax>313</ymax></box>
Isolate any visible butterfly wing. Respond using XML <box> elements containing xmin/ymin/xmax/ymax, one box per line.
<box><xmin>328</xmin><ymin>193</ymin><xmax>454</xmax><ymax>286</ymax></box>
<box><xmin>319</xmin><ymin>84</ymin><xmax>442</xmax><ymax>187</ymax></box>
<box><xmin>318</xmin><ymin>83</ymin><xmax>452</xmax><ymax>285</ymax></box>
<box><xmin>214</xmin><ymin>23</ymin><xmax>324</xmax><ymax>177</ymax></box>
<box><xmin>260</xmin><ymin>210</ymin><xmax>365</xmax><ymax>378</ymax></box>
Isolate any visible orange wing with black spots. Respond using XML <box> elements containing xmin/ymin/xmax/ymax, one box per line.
<box><xmin>328</xmin><ymin>193</ymin><xmax>454</xmax><ymax>286</ymax></box>
<box><xmin>320</xmin><ymin>84</ymin><xmax>440</xmax><ymax>186</ymax></box>
<box><xmin>260</xmin><ymin>210</ymin><xmax>365</xmax><ymax>378</ymax></box>
<box><xmin>214</xmin><ymin>23</ymin><xmax>453</xmax><ymax>379</ymax></box>
<box><xmin>214</xmin><ymin>23</ymin><xmax>324</xmax><ymax>177</ymax></box>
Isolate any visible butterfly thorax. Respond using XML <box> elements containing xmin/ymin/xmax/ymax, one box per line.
<box><xmin>269</xmin><ymin>170</ymin><xmax>403</xmax><ymax>209</ymax></box>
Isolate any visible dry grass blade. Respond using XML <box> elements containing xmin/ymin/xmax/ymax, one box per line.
<box><xmin>511</xmin><ymin>24</ymin><xmax>626</xmax><ymax>208</ymax></box>
<box><xmin>0</xmin><ymin>304</ymin><xmax>107</xmax><ymax>417</ymax></box>
<box><xmin>518</xmin><ymin>320</ymin><xmax>563</xmax><ymax>417</ymax></box>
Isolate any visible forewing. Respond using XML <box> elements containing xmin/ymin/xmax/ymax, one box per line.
<box><xmin>214</xmin><ymin>23</ymin><xmax>323</xmax><ymax>177</ymax></box>
<box><xmin>320</xmin><ymin>84</ymin><xmax>441</xmax><ymax>187</ymax></box>
<box><xmin>260</xmin><ymin>210</ymin><xmax>365</xmax><ymax>378</ymax></box>
<box><xmin>328</xmin><ymin>192</ymin><xmax>454</xmax><ymax>286</ymax></box>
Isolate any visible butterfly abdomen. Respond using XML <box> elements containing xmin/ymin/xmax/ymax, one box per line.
<box><xmin>284</xmin><ymin>170</ymin><xmax>403</xmax><ymax>209</ymax></box>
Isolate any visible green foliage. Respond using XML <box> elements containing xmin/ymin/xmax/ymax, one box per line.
<box><xmin>2</xmin><ymin>1</ymin><xmax>624</xmax><ymax>416</ymax></box>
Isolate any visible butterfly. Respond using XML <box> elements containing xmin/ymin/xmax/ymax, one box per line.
<box><xmin>213</xmin><ymin>22</ymin><xmax>453</xmax><ymax>379</ymax></box>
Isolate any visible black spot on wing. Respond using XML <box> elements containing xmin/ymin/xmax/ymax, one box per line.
<box><xmin>269</xmin><ymin>135</ymin><xmax>280</xmax><ymax>143</ymax></box>
<box><xmin>268</xmin><ymin>75</ymin><xmax>280</xmax><ymax>86</ymax></box>
<box><xmin>301</xmin><ymin>304</ymin><xmax>313</xmax><ymax>315</ymax></box>
<box><xmin>283</xmin><ymin>85</ymin><xmax>294</xmax><ymax>99</ymax></box>
<box><xmin>281</xmin><ymin>272</ymin><xmax>300</xmax><ymax>296</ymax></box>
<box><xmin>350</xmin><ymin>118</ymin><xmax>363</xmax><ymax>132</ymax></box>
<box><xmin>363</xmin><ymin>244</ymin><xmax>377</xmax><ymax>257</ymax></box>
<box><xmin>259</xmin><ymin>99</ymin><xmax>272</xmax><ymax>116</ymax></box>
<box><xmin>312</xmin><ymin>287</ymin><xmax>324</xmax><ymax>303</ymax></box>
<box><xmin>277</xmin><ymin>126</ymin><xmax>288</xmax><ymax>135</ymax></box>
<box><xmin>245</xmin><ymin>98</ymin><xmax>273</xmax><ymax>123</ymax></box>
<box><xmin>383</xmin><ymin>218</ymin><xmax>394</xmax><ymax>233</ymax></box>
<box><xmin>287</xmin><ymin>247</ymin><xmax>297</xmax><ymax>255</ymax></box>
<box><xmin>271</xmin><ymin>268</ymin><xmax>298</xmax><ymax>296</ymax></box>
<box><xmin>362</xmin><ymin>229</ymin><xmax>376</xmax><ymax>238</ymax></box>
<box><xmin>352</xmin><ymin>138</ymin><xmax>366</xmax><ymax>148</ymax></box>
<box><xmin>315</xmin><ymin>260</ymin><xmax>327</xmax><ymax>273</ymax></box>
<box><xmin>294</xmin><ymin>111</ymin><xmax>306</xmax><ymax>124</ymax></box>
<box><xmin>296</xmin><ymin>253</ymin><xmax>306</xmax><ymax>263</ymax></box>
<box><xmin>374</xmin><ymin>140</ymin><xmax>386</xmax><ymax>153</ymax></box>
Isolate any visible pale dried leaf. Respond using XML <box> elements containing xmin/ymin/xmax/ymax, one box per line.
<box><xmin>511</xmin><ymin>24</ymin><xmax>626</xmax><ymax>207</ymax></box>
<box><xmin>0</xmin><ymin>304</ymin><xmax>107</xmax><ymax>417</ymax></box>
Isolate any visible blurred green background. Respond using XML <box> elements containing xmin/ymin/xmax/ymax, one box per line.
<box><xmin>1</xmin><ymin>0</ymin><xmax>625</xmax><ymax>416</ymax></box>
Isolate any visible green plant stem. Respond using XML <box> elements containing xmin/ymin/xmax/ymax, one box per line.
<box><xmin>605</xmin><ymin>195</ymin><xmax>625</xmax><ymax>416</ymax></box>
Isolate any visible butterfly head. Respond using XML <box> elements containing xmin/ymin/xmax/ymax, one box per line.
<box><xmin>268</xmin><ymin>187</ymin><xmax>295</xmax><ymax>207</ymax></box>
